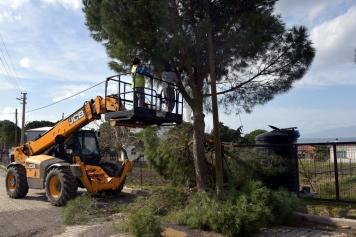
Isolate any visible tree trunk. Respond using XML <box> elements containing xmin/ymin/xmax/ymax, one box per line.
<box><xmin>207</xmin><ymin>27</ymin><xmax>224</xmax><ymax>194</ymax></box>
<box><xmin>192</xmin><ymin>111</ymin><xmax>212</xmax><ymax>191</ymax></box>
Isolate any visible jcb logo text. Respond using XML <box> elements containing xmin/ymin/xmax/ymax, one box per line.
<box><xmin>69</xmin><ymin>109</ymin><xmax>85</xmax><ymax>125</ymax></box>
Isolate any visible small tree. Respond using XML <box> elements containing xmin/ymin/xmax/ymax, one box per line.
<box><xmin>244</xmin><ymin>129</ymin><xmax>268</xmax><ymax>145</ymax></box>
<box><xmin>209</xmin><ymin>122</ymin><xmax>243</xmax><ymax>143</ymax></box>
<box><xmin>314</xmin><ymin>145</ymin><xmax>330</xmax><ymax>162</ymax></box>
<box><xmin>25</xmin><ymin>120</ymin><xmax>57</xmax><ymax>130</ymax></box>
<box><xmin>0</xmin><ymin>120</ymin><xmax>21</xmax><ymax>148</ymax></box>
<box><xmin>95</xmin><ymin>120</ymin><xmax>140</xmax><ymax>160</ymax></box>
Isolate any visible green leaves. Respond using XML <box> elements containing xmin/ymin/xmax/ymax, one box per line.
<box><xmin>83</xmin><ymin>0</ymin><xmax>315</xmax><ymax>114</ymax></box>
<box><xmin>0</xmin><ymin>120</ymin><xmax>21</xmax><ymax>147</ymax></box>
<box><xmin>140</xmin><ymin>123</ymin><xmax>196</xmax><ymax>187</ymax></box>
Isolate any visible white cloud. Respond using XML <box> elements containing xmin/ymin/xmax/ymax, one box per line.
<box><xmin>41</xmin><ymin>0</ymin><xmax>82</xmax><ymax>11</ymax></box>
<box><xmin>51</xmin><ymin>85</ymin><xmax>89</xmax><ymax>102</ymax></box>
<box><xmin>307</xmin><ymin>4</ymin><xmax>326</xmax><ymax>21</ymax></box>
<box><xmin>20</xmin><ymin>57</ymin><xmax>32</xmax><ymax>68</ymax></box>
<box><xmin>107</xmin><ymin>84</ymin><xmax>118</xmax><ymax>93</ymax></box>
<box><xmin>3</xmin><ymin>12</ymin><xmax>13</xmax><ymax>22</ymax></box>
<box><xmin>294</xmin><ymin>62</ymin><xmax>356</xmax><ymax>87</ymax></box>
<box><xmin>274</xmin><ymin>0</ymin><xmax>348</xmax><ymax>26</ymax></box>
<box><xmin>311</xmin><ymin>6</ymin><xmax>356</xmax><ymax>67</ymax></box>
<box><xmin>0</xmin><ymin>0</ymin><xmax>30</xmax><ymax>9</ymax></box>
<box><xmin>0</xmin><ymin>107</ymin><xmax>18</xmax><ymax>121</ymax></box>
<box><xmin>0</xmin><ymin>11</ymin><xmax>23</xmax><ymax>22</ymax></box>
<box><xmin>14</xmin><ymin>13</ymin><xmax>22</xmax><ymax>21</ymax></box>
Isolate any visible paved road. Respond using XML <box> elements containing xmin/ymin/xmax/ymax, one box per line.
<box><xmin>0</xmin><ymin>166</ymin><xmax>132</xmax><ymax>237</ymax></box>
<box><xmin>0</xmin><ymin>166</ymin><xmax>354</xmax><ymax>237</ymax></box>
<box><xmin>0</xmin><ymin>167</ymin><xmax>66</xmax><ymax>237</ymax></box>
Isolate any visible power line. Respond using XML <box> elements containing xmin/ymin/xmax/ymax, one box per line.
<box><xmin>0</xmin><ymin>49</ymin><xmax>21</xmax><ymax>91</ymax></box>
<box><xmin>0</xmin><ymin>56</ymin><xmax>22</xmax><ymax>95</ymax></box>
<box><xmin>0</xmin><ymin>80</ymin><xmax>105</xmax><ymax>115</ymax></box>
<box><xmin>0</xmin><ymin>34</ymin><xmax>25</xmax><ymax>92</ymax></box>
<box><xmin>26</xmin><ymin>80</ymin><xmax>106</xmax><ymax>113</ymax></box>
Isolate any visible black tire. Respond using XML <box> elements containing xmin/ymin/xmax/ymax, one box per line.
<box><xmin>99</xmin><ymin>162</ymin><xmax>126</xmax><ymax>197</ymax></box>
<box><xmin>45</xmin><ymin>167</ymin><xmax>78</xmax><ymax>206</ymax></box>
<box><xmin>6</xmin><ymin>166</ymin><xmax>29</xmax><ymax>198</ymax></box>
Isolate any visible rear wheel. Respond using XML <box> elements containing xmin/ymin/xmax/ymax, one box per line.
<box><xmin>45</xmin><ymin>167</ymin><xmax>78</xmax><ymax>206</ymax></box>
<box><xmin>6</xmin><ymin>166</ymin><xmax>29</xmax><ymax>198</ymax></box>
<box><xmin>100</xmin><ymin>162</ymin><xmax>126</xmax><ymax>197</ymax></box>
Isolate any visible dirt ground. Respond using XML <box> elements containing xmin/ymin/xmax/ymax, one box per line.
<box><xmin>285</xmin><ymin>217</ymin><xmax>356</xmax><ymax>236</ymax></box>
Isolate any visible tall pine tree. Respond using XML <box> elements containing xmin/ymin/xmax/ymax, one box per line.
<box><xmin>82</xmin><ymin>0</ymin><xmax>315</xmax><ymax>190</ymax></box>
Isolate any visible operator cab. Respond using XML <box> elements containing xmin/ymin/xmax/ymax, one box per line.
<box><xmin>56</xmin><ymin>130</ymin><xmax>102</xmax><ymax>165</ymax></box>
<box><xmin>104</xmin><ymin>73</ymin><xmax>183</xmax><ymax>128</ymax></box>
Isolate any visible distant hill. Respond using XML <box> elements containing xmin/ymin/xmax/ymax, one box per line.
<box><xmin>301</xmin><ymin>125</ymin><xmax>356</xmax><ymax>138</ymax></box>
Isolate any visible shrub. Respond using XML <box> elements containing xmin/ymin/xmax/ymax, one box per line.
<box><xmin>118</xmin><ymin>187</ymin><xmax>188</xmax><ymax>236</ymax></box>
<box><xmin>120</xmin><ymin>209</ymin><xmax>162</xmax><ymax>237</ymax></box>
<box><xmin>62</xmin><ymin>193</ymin><xmax>98</xmax><ymax>225</ymax></box>
<box><xmin>175</xmin><ymin>181</ymin><xmax>299</xmax><ymax>237</ymax></box>
<box><xmin>124</xmin><ymin>187</ymin><xmax>188</xmax><ymax>215</ymax></box>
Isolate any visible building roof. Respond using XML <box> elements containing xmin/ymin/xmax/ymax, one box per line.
<box><xmin>26</xmin><ymin>127</ymin><xmax>52</xmax><ymax>132</ymax></box>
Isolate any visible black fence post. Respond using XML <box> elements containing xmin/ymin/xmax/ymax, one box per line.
<box><xmin>333</xmin><ymin>143</ymin><xmax>340</xmax><ymax>201</ymax></box>
<box><xmin>294</xmin><ymin>144</ymin><xmax>300</xmax><ymax>196</ymax></box>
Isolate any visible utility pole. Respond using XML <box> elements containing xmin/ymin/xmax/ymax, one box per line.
<box><xmin>16</xmin><ymin>92</ymin><xmax>27</xmax><ymax>145</ymax></box>
<box><xmin>15</xmin><ymin>108</ymin><xmax>17</xmax><ymax>146</ymax></box>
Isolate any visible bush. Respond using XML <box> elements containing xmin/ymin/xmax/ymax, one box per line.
<box><xmin>62</xmin><ymin>193</ymin><xmax>98</xmax><ymax>225</ymax></box>
<box><xmin>120</xmin><ymin>209</ymin><xmax>162</xmax><ymax>237</ymax></box>
<box><xmin>124</xmin><ymin>187</ymin><xmax>188</xmax><ymax>216</ymax></box>
<box><xmin>119</xmin><ymin>187</ymin><xmax>188</xmax><ymax>237</ymax></box>
<box><xmin>175</xmin><ymin>181</ymin><xmax>299</xmax><ymax>237</ymax></box>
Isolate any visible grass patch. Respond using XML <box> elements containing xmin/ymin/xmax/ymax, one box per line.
<box><xmin>125</xmin><ymin>162</ymin><xmax>171</xmax><ymax>189</ymax></box>
<box><xmin>297</xmin><ymin>199</ymin><xmax>356</xmax><ymax>219</ymax></box>
<box><xmin>305</xmin><ymin>176</ymin><xmax>356</xmax><ymax>201</ymax></box>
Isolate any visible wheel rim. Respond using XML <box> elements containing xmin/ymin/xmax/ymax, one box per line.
<box><xmin>7</xmin><ymin>173</ymin><xmax>16</xmax><ymax>191</ymax></box>
<box><xmin>49</xmin><ymin>176</ymin><xmax>61</xmax><ymax>197</ymax></box>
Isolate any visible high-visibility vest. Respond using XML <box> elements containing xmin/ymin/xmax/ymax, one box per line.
<box><xmin>131</xmin><ymin>65</ymin><xmax>145</xmax><ymax>88</ymax></box>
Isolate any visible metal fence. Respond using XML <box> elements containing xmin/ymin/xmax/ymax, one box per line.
<box><xmin>229</xmin><ymin>142</ymin><xmax>356</xmax><ymax>203</ymax></box>
<box><xmin>297</xmin><ymin>142</ymin><xmax>356</xmax><ymax>203</ymax></box>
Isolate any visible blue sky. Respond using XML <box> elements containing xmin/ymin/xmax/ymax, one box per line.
<box><xmin>0</xmin><ymin>0</ymin><xmax>355</xmax><ymax>137</ymax></box>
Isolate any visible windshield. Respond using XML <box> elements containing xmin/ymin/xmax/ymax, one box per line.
<box><xmin>66</xmin><ymin>131</ymin><xmax>100</xmax><ymax>155</ymax></box>
<box><xmin>80</xmin><ymin>131</ymin><xmax>100</xmax><ymax>155</ymax></box>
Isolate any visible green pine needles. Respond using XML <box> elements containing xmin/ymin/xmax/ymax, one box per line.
<box><xmin>121</xmin><ymin>184</ymin><xmax>298</xmax><ymax>237</ymax></box>
<box><xmin>175</xmin><ymin>182</ymin><xmax>299</xmax><ymax>237</ymax></box>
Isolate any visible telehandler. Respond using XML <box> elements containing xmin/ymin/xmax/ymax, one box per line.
<box><xmin>5</xmin><ymin>73</ymin><xmax>183</xmax><ymax>206</ymax></box>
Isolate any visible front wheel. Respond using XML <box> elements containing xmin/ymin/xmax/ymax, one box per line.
<box><xmin>45</xmin><ymin>167</ymin><xmax>77</xmax><ymax>206</ymax></box>
<box><xmin>6</xmin><ymin>166</ymin><xmax>29</xmax><ymax>198</ymax></box>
